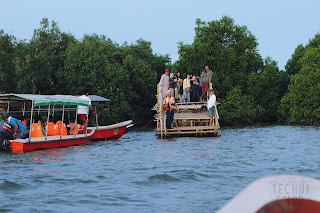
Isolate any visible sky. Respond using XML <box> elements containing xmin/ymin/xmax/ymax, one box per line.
<box><xmin>1</xmin><ymin>0</ymin><xmax>320</xmax><ymax>70</ymax></box>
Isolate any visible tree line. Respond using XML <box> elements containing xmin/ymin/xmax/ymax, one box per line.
<box><xmin>172</xmin><ymin>16</ymin><xmax>320</xmax><ymax>125</ymax></box>
<box><xmin>0</xmin><ymin>18</ymin><xmax>170</xmax><ymax>125</ymax></box>
<box><xmin>0</xmin><ymin>17</ymin><xmax>319</xmax><ymax>125</ymax></box>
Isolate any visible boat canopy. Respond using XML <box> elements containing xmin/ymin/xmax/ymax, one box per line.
<box><xmin>88</xmin><ymin>95</ymin><xmax>110</xmax><ymax>102</ymax></box>
<box><xmin>0</xmin><ymin>94</ymin><xmax>89</xmax><ymax>107</ymax></box>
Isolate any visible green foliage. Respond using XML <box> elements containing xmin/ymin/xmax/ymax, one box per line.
<box><xmin>279</xmin><ymin>34</ymin><xmax>320</xmax><ymax>124</ymax></box>
<box><xmin>285</xmin><ymin>44</ymin><xmax>305</xmax><ymax>76</ymax></box>
<box><xmin>175</xmin><ymin>16</ymin><xmax>288</xmax><ymax>125</ymax></box>
<box><xmin>1</xmin><ymin>16</ymin><xmax>318</xmax><ymax>126</ymax></box>
<box><xmin>175</xmin><ymin>16</ymin><xmax>263</xmax><ymax>98</ymax></box>
<box><xmin>219</xmin><ymin>86</ymin><xmax>265</xmax><ymax>125</ymax></box>
<box><xmin>0</xmin><ymin>18</ymin><xmax>169</xmax><ymax>125</ymax></box>
<box><xmin>0</xmin><ymin>30</ymin><xmax>17</xmax><ymax>92</ymax></box>
<box><xmin>247</xmin><ymin>57</ymin><xmax>289</xmax><ymax>122</ymax></box>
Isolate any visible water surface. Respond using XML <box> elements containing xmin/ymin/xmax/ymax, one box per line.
<box><xmin>1</xmin><ymin>126</ymin><xmax>319</xmax><ymax>212</ymax></box>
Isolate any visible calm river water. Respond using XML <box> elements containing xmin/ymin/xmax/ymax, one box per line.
<box><xmin>1</xmin><ymin>126</ymin><xmax>320</xmax><ymax>212</ymax></box>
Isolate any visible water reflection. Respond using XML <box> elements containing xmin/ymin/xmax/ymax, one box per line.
<box><xmin>28</xmin><ymin>148</ymin><xmax>68</xmax><ymax>163</ymax></box>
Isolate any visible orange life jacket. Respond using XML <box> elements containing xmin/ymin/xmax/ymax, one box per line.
<box><xmin>45</xmin><ymin>122</ymin><xmax>59</xmax><ymax>136</ymax></box>
<box><xmin>163</xmin><ymin>96</ymin><xmax>175</xmax><ymax>110</ymax></box>
<box><xmin>67</xmin><ymin>123</ymin><xmax>79</xmax><ymax>135</ymax></box>
<box><xmin>56</xmin><ymin>120</ymin><xmax>68</xmax><ymax>136</ymax></box>
<box><xmin>31</xmin><ymin>123</ymin><xmax>44</xmax><ymax>137</ymax></box>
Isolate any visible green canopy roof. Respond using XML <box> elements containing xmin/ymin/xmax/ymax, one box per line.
<box><xmin>0</xmin><ymin>94</ymin><xmax>89</xmax><ymax>107</ymax></box>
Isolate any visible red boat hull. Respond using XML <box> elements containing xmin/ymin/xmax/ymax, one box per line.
<box><xmin>89</xmin><ymin>126</ymin><xmax>126</xmax><ymax>140</ymax></box>
<box><xmin>256</xmin><ymin>198</ymin><xmax>320</xmax><ymax>213</ymax></box>
<box><xmin>89</xmin><ymin>120</ymin><xmax>132</xmax><ymax>140</ymax></box>
<box><xmin>6</xmin><ymin>121</ymin><xmax>133</xmax><ymax>152</ymax></box>
<box><xmin>9</xmin><ymin>137</ymin><xmax>91</xmax><ymax>152</ymax></box>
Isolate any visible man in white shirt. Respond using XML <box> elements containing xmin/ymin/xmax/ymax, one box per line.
<box><xmin>207</xmin><ymin>89</ymin><xmax>216</xmax><ymax>126</ymax></box>
<box><xmin>78</xmin><ymin>89</ymin><xmax>96</xmax><ymax>133</ymax></box>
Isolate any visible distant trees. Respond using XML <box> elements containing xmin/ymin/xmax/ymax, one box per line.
<box><xmin>0</xmin><ymin>30</ymin><xmax>16</xmax><ymax>92</ymax></box>
<box><xmin>174</xmin><ymin>16</ymin><xmax>289</xmax><ymax>125</ymax></box>
<box><xmin>1</xmin><ymin>16</ymin><xmax>319</xmax><ymax>125</ymax></box>
<box><xmin>0</xmin><ymin>18</ymin><xmax>170</xmax><ymax>124</ymax></box>
<box><xmin>279</xmin><ymin>34</ymin><xmax>320</xmax><ymax>124</ymax></box>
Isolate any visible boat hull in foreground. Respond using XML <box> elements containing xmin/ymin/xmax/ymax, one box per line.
<box><xmin>88</xmin><ymin>120</ymin><xmax>132</xmax><ymax>140</ymax></box>
<box><xmin>217</xmin><ymin>174</ymin><xmax>320</xmax><ymax>213</ymax></box>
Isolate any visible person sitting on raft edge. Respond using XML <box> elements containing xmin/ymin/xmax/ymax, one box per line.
<box><xmin>162</xmin><ymin>90</ymin><xmax>179</xmax><ymax>129</ymax></box>
<box><xmin>3</xmin><ymin>113</ymin><xmax>29</xmax><ymax>139</ymax></box>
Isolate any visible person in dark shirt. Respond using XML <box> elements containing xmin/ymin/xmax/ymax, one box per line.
<box><xmin>191</xmin><ymin>75</ymin><xmax>200</xmax><ymax>102</ymax></box>
<box><xmin>176</xmin><ymin>72</ymin><xmax>181</xmax><ymax>82</ymax></box>
<box><xmin>169</xmin><ymin>73</ymin><xmax>176</xmax><ymax>99</ymax></box>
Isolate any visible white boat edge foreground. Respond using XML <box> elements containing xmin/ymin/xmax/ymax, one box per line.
<box><xmin>217</xmin><ymin>174</ymin><xmax>320</xmax><ymax>213</ymax></box>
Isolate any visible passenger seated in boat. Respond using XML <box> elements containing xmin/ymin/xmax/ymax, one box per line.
<box><xmin>3</xmin><ymin>113</ymin><xmax>29</xmax><ymax>139</ymax></box>
<box><xmin>31</xmin><ymin>115</ymin><xmax>46</xmax><ymax>137</ymax></box>
<box><xmin>56</xmin><ymin>120</ymin><xmax>68</xmax><ymax>136</ymax></box>
<box><xmin>20</xmin><ymin>116</ymin><xmax>27</xmax><ymax>126</ymax></box>
<box><xmin>67</xmin><ymin>118</ymin><xmax>79</xmax><ymax>135</ymax></box>
<box><xmin>45</xmin><ymin>115</ymin><xmax>59</xmax><ymax>136</ymax></box>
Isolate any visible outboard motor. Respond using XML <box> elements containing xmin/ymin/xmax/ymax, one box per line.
<box><xmin>0</xmin><ymin>120</ymin><xmax>13</xmax><ymax>150</ymax></box>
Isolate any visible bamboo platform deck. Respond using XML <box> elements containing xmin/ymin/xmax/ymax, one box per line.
<box><xmin>153</xmin><ymin>83</ymin><xmax>221</xmax><ymax>138</ymax></box>
<box><xmin>156</xmin><ymin>125</ymin><xmax>221</xmax><ymax>137</ymax></box>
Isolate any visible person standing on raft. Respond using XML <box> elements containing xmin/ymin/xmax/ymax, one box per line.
<box><xmin>162</xmin><ymin>90</ymin><xmax>179</xmax><ymax>129</ymax></box>
<box><xmin>200</xmin><ymin>65</ymin><xmax>213</xmax><ymax>102</ymax></box>
<box><xmin>207</xmin><ymin>89</ymin><xmax>216</xmax><ymax>126</ymax></box>
<box><xmin>159</xmin><ymin>69</ymin><xmax>170</xmax><ymax>99</ymax></box>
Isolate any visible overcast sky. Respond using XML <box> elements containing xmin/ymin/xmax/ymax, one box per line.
<box><xmin>1</xmin><ymin>0</ymin><xmax>319</xmax><ymax>70</ymax></box>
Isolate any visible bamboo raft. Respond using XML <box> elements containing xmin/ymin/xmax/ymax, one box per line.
<box><xmin>153</xmin><ymin>83</ymin><xmax>221</xmax><ymax>138</ymax></box>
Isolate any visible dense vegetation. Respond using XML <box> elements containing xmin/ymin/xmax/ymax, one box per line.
<box><xmin>173</xmin><ymin>16</ymin><xmax>289</xmax><ymax>125</ymax></box>
<box><xmin>0</xmin><ymin>18</ymin><xmax>169</xmax><ymax>124</ymax></box>
<box><xmin>279</xmin><ymin>34</ymin><xmax>320</xmax><ymax>124</ymax></box>
<box><xmin>0</xmin><ymin>17</ymin><xmax>319</xmax><ymax>125</ymax></box>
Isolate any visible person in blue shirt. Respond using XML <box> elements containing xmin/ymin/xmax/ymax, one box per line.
<box><xmin>3</xmin><ymin>113</ymin><xmax>29</xmax><ymax>139</ymax></box>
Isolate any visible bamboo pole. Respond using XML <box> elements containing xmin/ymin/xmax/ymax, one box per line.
<box><xmin>28</xmin><ymin>100</ymin><xmax>34</xmax><ymax>140</ymax></box>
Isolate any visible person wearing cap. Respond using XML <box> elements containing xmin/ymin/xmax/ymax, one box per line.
<box><xmin>159</xmin><ymin>69</ymin><xmax>170</xmax><ymax>99</ymax></box>
<box><xmin>207</xmin><ymin>89</ymin><xmax>216</xmax><ymax>126</ymax></box>
<box><xmin>162</xmin><ymin>90</ymin><xmax>179</xmax><ymax>129</ymax></box>
<box><xmin>200</xmin><ymin>65</ymin><xmax>213</xmax><ymax>102</ymax></box>
<box><xmin>3</xmin><ymin>113</ymin><xmax>29</xmax><ymax>139</ymax></box>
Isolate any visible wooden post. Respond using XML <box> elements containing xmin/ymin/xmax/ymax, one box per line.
<box><xmin>160</xmin><ymin>119</ymin><xmax>162</xmax><ymax>138</ymax></box>
<box><xmin>215</xmin><ymin>103</ymin><xmax>219</xmax><ymax>128</ymax></box>
<box><xmin>157</xmin><ymin>83</ymin><xmax>162</xmax><ymax>106</ymax></box>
